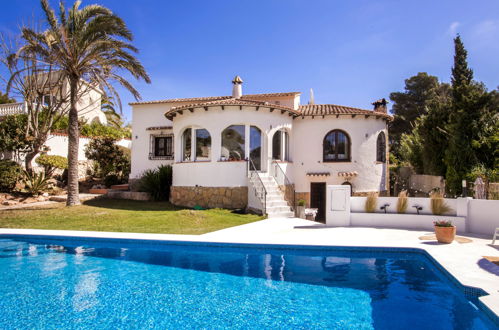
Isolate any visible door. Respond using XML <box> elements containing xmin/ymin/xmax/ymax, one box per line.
<box><xmin>310</xmin><ymin>182</ymin><xmax>326</xmax><ymax>223</ymax></box>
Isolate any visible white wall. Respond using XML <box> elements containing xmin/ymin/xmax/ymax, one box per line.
<box><xmin>171</xmin><ymin>105</ymin><xmax>293</xmax><ymax>187</ymax></box>
<box><xmin>44</xmin><ymin>133</ymin><xmax>131</xmax><ymax>161</ymax></box>
<box><xmin>468</xmin><ymin>199</ymin><xmax>499</xmax><ymax>235</ymax></box>
<box><xmin>350</xmin><ymin>196</ymin><xmax>458</xmax><ymax>216</ymax></box>
<box><xmin>130</xmin><ymin>103</ymin><xmax>175</xmax><ymax>178</ymax></box>
<box><xmin>172</xmin><ymin>161</ymin><xmax>247</xmax><ymax>187</ymax></box>
<box><xmin>292</xmin><ymin>116</ymin><xmax>388</xmax><ymax>194</ymax></box>
<box><xmin>77</xmin><ymin>87</ymin><xmax>106</xmax><ymax>125</ymax></box>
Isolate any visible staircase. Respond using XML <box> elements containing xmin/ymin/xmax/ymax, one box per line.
<box><xmin>258</xmin><ymin>172</ymin><xmax>295</xmax><ymax>218</ymax></box>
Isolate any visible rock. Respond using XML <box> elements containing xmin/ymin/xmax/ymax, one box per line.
<box><xmin>36</xmin><ymin>196</ymin><xmax>46</xmax><ymax>202</ymax></box>
<box><xmin>42</xmin><ymin>192</ymin><xmax>49</xmax><ymax>197</ymax></box>
<box><xmin>2</xmin><ymin>200</ymin><xmax>18</xmax><ymax>206</ymax></box>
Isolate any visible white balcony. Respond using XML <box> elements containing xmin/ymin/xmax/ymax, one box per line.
<box><xmin>0</xmin><ymin>103</ymin><xmax>25</xmax><ymax>116</ymax></box>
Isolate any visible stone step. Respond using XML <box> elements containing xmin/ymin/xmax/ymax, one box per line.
<box><xmin>267</xmin><ymin>211</ymin><xmax>295</xmax><ymax>218</ymax></box>
<box><xmin>266</xmin><ymin>200</ymin><xmax>289</xmax><ymax>207</ymax></box>
<box><xmin>266</xmin><ymin>205</ymin><xmax>292</xmax><ymax>213</ymax></box>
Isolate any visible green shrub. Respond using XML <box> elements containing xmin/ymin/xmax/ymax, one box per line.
<box><xmin>297</xmin><ymin>199</ymin><xmax>306</xmax><ymax>207</ymax></box>
<box><xmin>104</xmin><ymin>174</ymin><xmax>122</xmax><ymax>188</ymax></box>
<box><xmin>139</xmin><ymin>165</ymin><xmax>173</xmax><ymax>201</ymax></box>
<box><xmin>35</xmin><ymin>154</ymin><xmax>68</xmax><ymax>176</ymax></box>
<box><xmin>23</xmin><ymin>171</ymin><xmax>50</xmax><ymax>195</ymax></box>
<box><xmin>84</xmin><ymin>137</ymin><xmax>130</xmax><ymax>180</ymax></box>
<box><xmin>0</xmin><ymin>160</ymin><xmax>22</xmax><ymax>192</ymax></box>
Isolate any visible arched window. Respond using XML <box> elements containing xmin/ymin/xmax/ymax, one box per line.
<box><xmin>249</xmin><ymin>126</ymin><xmax>262</xmax><ymax>170</ymax></box>
<box><xmin>195</xmin><ymin>129</ymin><xmax>211</xmax><ymax>161</ymax></box>
<box><xmin>221</xmin><ymin>125</ymin><xmax>245</xmax><ymax>161</ymax></box>
<box><xmin>376</xmin><ymin>132</ymin><xmax>386</xmax><ymax>163</ymax></box>
<box><xmin>272</xmin><ymin>129</ymin><xmax>290</xmax><ymax>161</ymax></box>
<box><xmin>323</xmin><ymin>130</ymin><xmax>350</xmax><ymax>162</ymax></box>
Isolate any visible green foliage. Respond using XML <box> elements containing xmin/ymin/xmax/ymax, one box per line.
<box><xmin>297</xmin><ymin>199</ymin><xmax>306</xmax><ymax>207</ymax></box>
<box><xmin>81</xmin><ymin>121</ymin><xmax>130</xmax><ymax>139</ymax></box>
<box><xmin>433</xmin><ymin>220</ymin><xmax>453</xmax><ymax>227</ymax></box>
<box><xmin>0</xmin><ymin>92</ymin><xmax>16</xmax><ymax>104</ymax></box>
<box><xmin>23</xmin><ymin>171</ymin><xmax>50</xmax><ymax>195</ymax></box>
<box><xmin>0</xmin><ymin>160</ymin><xmax>22</xmax><ymax>192</ymax></box>
<box><xmin>35</xmin><ymin>155</ymin><xmax>68</xmax><ymax>177</ymax></box>
<box><xmin>84</xmin><ymin>137</ymin><xmax>130</xmax><ymax>180</ymax></box>
<box><xmin>399</xmin><ymin>124</ymin><xmax>424</xmax><ymax>174</ymax></box>
<box><xmin>138</xmin><ymin>165</ymin><xmax>173</xmax><ymax>201</ymax></box>
<box><xmin>0</xmin><ymin>114</ymin><xmax>32</xmax><ymax>153</ymax></box>
<box><xmin>104</xmin><ymin>174</ymin><xmax>122</xmax><ymax>188</ymax></box>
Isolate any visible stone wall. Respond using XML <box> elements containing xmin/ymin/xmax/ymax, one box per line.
<box><xmin>170</xmin><ymin>186</ymin><xmax>247</xmax><ymax>209</ymax></box>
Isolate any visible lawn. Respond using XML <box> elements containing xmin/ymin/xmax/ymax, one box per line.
<box><xmin>0</xmin><ymin>198</ymin><xmax>264</xmax><ymax>235</ymax></box>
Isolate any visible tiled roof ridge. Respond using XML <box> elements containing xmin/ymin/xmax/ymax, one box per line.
<box><xmin>164</xmin><ymin>97</ymin><xmax>300</xmax><ymax>119</ymax></box>
<box><xmin>298</xmin><ymin>103</ymin><xmax>392</xmax><ymax>120</ymax></box>
<box><xmin>130</xmin><ymin>92</ymin><xmax>300</xmax><ymax>106</ymax></box>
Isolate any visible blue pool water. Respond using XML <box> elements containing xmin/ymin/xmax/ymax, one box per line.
<box><xmin>0</xmin><ymin>237</ymin><xmax>495</xmax><ymax>329</ymax></box>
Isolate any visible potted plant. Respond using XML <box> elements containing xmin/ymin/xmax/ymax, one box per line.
<box><xmin>296</xmin><ymin>199</ymin><xmax>306</xmax><ymax>218</ymax></box>
<box><xmin>434</xmin><ymin>220</ymin><xmax>456</xmax><ymax>244</ymax></box>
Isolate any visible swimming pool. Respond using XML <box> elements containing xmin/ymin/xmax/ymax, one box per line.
<box><xmin>0</xmin><ymin>235</ymin><xmax>496</xmax><ymax>329</ymax></box>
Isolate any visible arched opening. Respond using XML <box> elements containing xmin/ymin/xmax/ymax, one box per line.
<box><xmin>323</xmin><ymin>129</ymin><xmax>351</xmax><ymax>162</ymax></box>
<box><xmin>376</xmin><ymin>132</ymin><xmax>386</xmax><ymax>163</ymax></box>
<box><xmin>221</xmin><ymin>125</ymin><xmax>245</xmax><ymax>161</ymax></box>
<box><xmin>272</xmin><ymin>129</ymin><xmax>290</xmax><ymax>161</ymax></box>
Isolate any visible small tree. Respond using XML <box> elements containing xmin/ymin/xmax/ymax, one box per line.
<box><xmin>35</xmin><ymin>154</ymin><xmax>67</xmax><ymax>177</ymax></box>
<box><xmin>84</xmin><ymin>137</ymin><xmax>130</xmax><ymax>181</ymax></box>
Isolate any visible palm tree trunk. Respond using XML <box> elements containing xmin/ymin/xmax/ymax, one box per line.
<box><xmin>66</xmin><ymin>77</ymin><xmax>80</xmax><ymax>206</ymax></box>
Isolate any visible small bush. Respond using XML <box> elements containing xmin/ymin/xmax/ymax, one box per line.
<box><xmin>365</xmin><ymin>192</ymin><xmax>378</xmax><ymax>213</ymax></box>
<box><xmin>430</xmin><ymin>190</ymin><xmax>452</xmax><ymax>215</ymax></box>
<box><xmin>104</xmin><ymin>174</ymin><xmax>122</xmax><ymax>188</ymax></box>
<box><xmin>84</xmin><ymin>137</ymin><xmax>130</xmax><ymax>181</ymax></box>
<box><xmin>35</xmin><ymin>154</ymin><xmax>68</xmax><ymax>177</ymax></box>
<box><xmin>0</xmin><ymin>160</ymin><xmax>22</xmax><ymax>192</ymax></box>
<box><xmin>139</xmin><ymin>165</ymin><xmax>173</xmax><ymax>201</ymax></box>
<box><xmin>23</xmin><ymin>171</ymin><xmax>50</xmax><ymax>195</ymax></box>
<box><xmin>396</xmin><ymin>190</ymin><xmax>408</xmax><ymax>213</ymax></box>
<box><xmin>297</xmin><ymin>199</ymin><xmax>306</xmax><ymax>207</ymax></box>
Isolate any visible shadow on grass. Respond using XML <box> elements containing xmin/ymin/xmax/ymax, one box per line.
<box><xmin>83</xmin><ymin>198</ymin><xmax>185</xmax><ymax>212</ymax></box>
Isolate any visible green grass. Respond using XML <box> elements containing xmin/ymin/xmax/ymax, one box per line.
<box><xmin>0</xmin><ymin>198</ymin><xmax>264</xmax><ymax>235</ymax></box>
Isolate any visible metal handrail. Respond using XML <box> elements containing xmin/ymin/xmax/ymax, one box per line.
<box><xmin>247</xmin><ymin>158</ymin><xmax>267</xmax><ymax>215</ymax></box>
<box><xmin>271</xmin><ymin>160</ymin><xmax>295</xmax><ymax>211</ymax></box>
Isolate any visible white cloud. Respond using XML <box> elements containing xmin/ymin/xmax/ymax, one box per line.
<box><xmin>447</xmin><ymin>21</ymin><xmax>460</xmax><ymax>36</ymax></box>
<box><xmin>472</xmin><ymin>20</ymin><xmax>499</xmax><ymax>39</ymax></box>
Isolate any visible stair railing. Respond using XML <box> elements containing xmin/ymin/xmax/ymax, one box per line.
<box><xmin>247</xmin><ymin>158</ymin><xmax>267</xmax><ymax>215</ymax></box>
<box><xmin>270</xmin><ymin>160</ymin><xmax>295</xmax><ymax>211</ymax></box>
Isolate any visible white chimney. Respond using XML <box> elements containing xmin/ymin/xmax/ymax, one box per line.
<box><xmin>309</xmin><ymin>88</ymin><xmax>315</xmax><ymax>105</ymax></box>
<box><xmin>232</xmin><ymin>75</ymin><xmax>243</xmax><ymax>99</ymax></box>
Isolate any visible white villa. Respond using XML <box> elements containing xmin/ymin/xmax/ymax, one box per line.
<box><xmin>130</xmin><ymin>77</ymin><xmax>391</xmax><ymax>220</ymax></box>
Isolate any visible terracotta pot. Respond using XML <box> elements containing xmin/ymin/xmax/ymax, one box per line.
<box><xmin>434</xmin><ymin>226</ymin><xmax>456</xmax><ymax>244</ymax></box>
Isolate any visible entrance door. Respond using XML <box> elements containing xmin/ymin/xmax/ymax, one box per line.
<box><xmin>310</xmin><ymin>182</ymin><xmax>326</xmax><ymax>223</ymax></box>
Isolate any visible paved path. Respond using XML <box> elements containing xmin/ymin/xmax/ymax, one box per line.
<box><xmin>1</xmin><ymin>218</ymin><xmax>498</xmax><ymax>319</ymax></box>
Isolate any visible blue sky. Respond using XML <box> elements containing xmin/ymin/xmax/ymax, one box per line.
<box><xmin>1</xmin><ymin>0</ymin><xmax>498</xmax><ymax>122</ymax></box>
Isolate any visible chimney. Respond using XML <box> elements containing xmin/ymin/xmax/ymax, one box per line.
<box><xmin>232</xmin><ymin>75</ymin><xmax>243</xmax><ymax>99</ymax></box>
<box><xmin>372</xmin><ymin>98</ymin><xmax>388</xmax><ymax>113</ymax></box>
<box><xmin>308</xmin><ymin>88</ymin><xmax>315</xmax><ymax>105</ymax></box>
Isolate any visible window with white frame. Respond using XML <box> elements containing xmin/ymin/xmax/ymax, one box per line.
<box><xmin>181</xmin><ymin>127</ymin><xmax>212</xmax><ymax>161</ymax></box>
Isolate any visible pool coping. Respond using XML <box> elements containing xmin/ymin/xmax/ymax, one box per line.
<box><xmin>0</xmin><ymin>227</ymin><xmax>498</xmax><ymax>325</ymax></box>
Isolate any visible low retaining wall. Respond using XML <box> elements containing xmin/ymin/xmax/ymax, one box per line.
<box><xmin>170</xmin><ymin>186</ymin><xmax>247</xmax><ymax>209</ymax></box>
<box><xmin>351</xmin><ymin>213</ymin><xmax>466</xmax><ymax>233</ymax></box>
<box><xmin>106</xmin><ymin>191</ymin><xmax>151</xmax><ymax>201</ymax></box>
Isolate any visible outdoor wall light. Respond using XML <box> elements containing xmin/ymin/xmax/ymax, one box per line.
<box><xmin>380</xmin><ymin>203</ymin><xmax>390</xmax><ymax>213</ymax></box>
<box><xmin>412</xmin><ymin>204</ymin><xmax>423</xmax><ymax>214</ymax></box>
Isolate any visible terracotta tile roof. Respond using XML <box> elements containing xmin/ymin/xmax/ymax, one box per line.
<box><xmin>298</xmin><ymin>104</ymin><xmax>392</xmax><ymax>120</ymax></box>
<box><xmin>165</xmin><ymin>98</ymin><xmax>300</xmax><ymax>120</ymax></box>
<box><xmin>130</xmin><ymin>92</ymin><xmax>300</xmax><ymax>106</ymax></box>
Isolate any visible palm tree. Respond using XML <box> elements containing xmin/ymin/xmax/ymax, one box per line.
<box><xmin>101</xmin><ymin>96</ymin><xmax>123</xmax><ymax>129</ymax></box>
<box><xmin>20</xmin><ymin>0</ymin><xmax>150</xmax><ymax>206</ymax></box>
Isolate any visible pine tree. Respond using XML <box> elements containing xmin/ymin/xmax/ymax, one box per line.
<box><xmin>445</xmin><ymin>35</ymin><xmax>489</xmax><ymax>196</ymax></box>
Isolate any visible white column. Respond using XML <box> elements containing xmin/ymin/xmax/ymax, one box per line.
<box><xmin>190</xmin><ymin>128</ymin><xmax>195</xmax><ymax>161</ymax></box>
<box><xmin>244</xmin><ymin>125</ymin><xmax>250</xmax><ymax>160</ymax></box>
